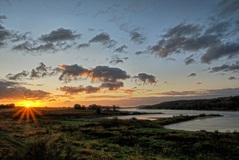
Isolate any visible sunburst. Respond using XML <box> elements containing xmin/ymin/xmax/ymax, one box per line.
<box><xmin>13</xmin><ymin>106</ymin><xmax>43</xmax><ymax>125</ymax></box>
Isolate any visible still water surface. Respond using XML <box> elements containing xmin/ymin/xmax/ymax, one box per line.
<box><xmin>114</xmin><ymin>108</ymin><xmax>239</xmax><ymax>132</ymax></box>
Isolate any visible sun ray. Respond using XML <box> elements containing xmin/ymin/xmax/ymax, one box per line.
<box><xmin>13</xmin><ymin>106</ymin><xmax>43</xmax><ymax>126</ymax></box>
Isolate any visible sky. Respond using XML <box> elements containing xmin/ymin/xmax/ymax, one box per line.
<box><xmin>0</xmin><ymin>0</ymin><xmax>239</xmax><ymax>107</ymax></box>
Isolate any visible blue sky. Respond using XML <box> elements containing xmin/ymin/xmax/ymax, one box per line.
<box><xmin>0</xmin><ymin>0</ymin><xmax>239</xmax><ymax>107</ymax></box>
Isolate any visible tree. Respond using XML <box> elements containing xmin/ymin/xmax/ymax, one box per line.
<box><xmin>74</xmin><ymin>104</ymin><xmax>81</xmax><ymax>109</ymax></box>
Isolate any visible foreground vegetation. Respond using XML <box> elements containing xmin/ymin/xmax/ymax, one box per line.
<box><xmin>0</xmin><ymin>107</ymin><xmax>239</xmax><ymax>160</ymax></box>
<box><xmin>140</xmin><ymin>95</ymin><xmax>239</xmax><ymax>110</ymax></box>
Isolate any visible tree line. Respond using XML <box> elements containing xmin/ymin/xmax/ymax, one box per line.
<box><xmin>74</xmin><ymin>104</ymin><xmax>120</xmax><ymax>114</ymax></box>
<box><xmin>0</xmin><ymin>103</ymin><xmax>15</xmax><ymax>109</ymax></box>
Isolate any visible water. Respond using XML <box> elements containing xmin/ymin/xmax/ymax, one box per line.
<box><xmin>114</xmin><ymin>108</ymin><xmax>239</xmax><ymax>132</ymax></box>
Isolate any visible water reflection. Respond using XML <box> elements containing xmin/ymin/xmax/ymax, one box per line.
<box><xmin>116</xmin><ymin>108</ymin><xmax>239</xmax><ymax>132</ymax></box>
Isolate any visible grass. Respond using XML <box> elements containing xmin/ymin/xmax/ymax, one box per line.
<box><xmin>0</xmin><ymin>107</ymin><xmax>238</xmax><ymax>160</ymax></box>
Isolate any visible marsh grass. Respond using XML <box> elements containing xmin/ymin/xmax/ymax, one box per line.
<box><xmin>0</xmin><ymin>108</ymin><xmax>239</xmax><ymax>160</ymax></box>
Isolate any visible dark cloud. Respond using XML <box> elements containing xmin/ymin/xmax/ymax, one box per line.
<box><xmin>91</xmin><ymin>65</ymin><xmax>130</xmax><ymax>82</ymax></box>
<box><xmin>205</xmin><ymin>21</ymin><xmax>230</xmax><ymax>35</ymax></box>
<box><xmin>40</xmin><ymin>28</ymin><xmax>81</xmax><ymax>42</ymax></box>
<box><xmin>228</xmin><ymin>76</ymin><xmax>236</xmax><ymax>80</ymax></box>
<box><xmin>6</xmin><ymin>62</ymin><xmax>54</xmax><ymax>80</ymax></box>
<box><xmin>100</xmin><ymin>81</ymin><xmax>123</xmax><ymax>90</ymax></box>
<box><xmin>6</xmin><ymin>70</ymin><xmax>29</xmax><ymax>80</ymax></box>
<box><xmin>0</xmin><ymin>80</ymin><xmax>50</xmax><ymax>100</ymax></box>
<box><xmin>12</xmin><ymin>28</ymin><xmax>80</xmax><ymax>52</ymax></box>
<box><xmin>12</xmin><ymin>42</ymin><xmax>56</xmax><ymax>52</ymax></box>
<box><xmin>57</xmin><ymin>64</ymin><xmax>90</xmax><ymax>82</ymax></box>
<box><xmin>60</xmin><ymin>85</ymin><xmax>100</xmax><ymax>94</ymax></box>
<box><xmin>218</xmin><ymin>0</ymin><xmax>239</xmax><ymax>16</ymax></box>
<box><xmin>135</xmin><ymin>50</ymin><xmax>147</xmax><ymax>55</ymax></box>
<box><xmin>150</xmin><ymin>23</ymin><xmax>222</xmax><ymax>58</ymax></box>
<box><xmin>0</xmin><ymin>19</ymin><xmax>11</xmax><ymax>47</ymax></box>
<box><xmin>184</xmin><ymin>55</ymin><xmax>196</xmax><ymax>65</ymax></box>
<box><xmin>10</xmin><ymin>32</ymin><xmax>31</xmax><ymax>42</ymax></box>
<box><xmin>164</xmin><ymin>23</ymin><xmax>201</xmax><ymax>38</ymax></box>
<box><xmin>150</xmin><ymin>23</ymin><xmax>202</xmax><ymax>57</ymax></box>
<box><xmin>78</xmin><ymin>43</ymin><xmax>90</xmax><ymax>49</ymax></box>
<box><xmin>210</xmin><ymin>61</ymin><xmax>239</xmax><ymax>72</ymax></box>
<box><xmin>89</xmin><ymin>32</ymin><xmax>116</xmax><ymax>48</ymax></box>
<box><xmin>201</xmin><ymin>43</ymin><xmax>239</xmax><ymax>64</ymax></box>
<box><xmin>188</xmin><ymin>73</ymin><xmax>197</xmax><ymax>77</ymax></box>
<box><xmin>114</xmin><ymin>45</ymin><xmax>127</xmax><ymax>53</ymax></box>
<box><xmin>0</xmin><ymin>15</ymin><xmax>7</xmax><ymax>23</ymax></box>
<box><xmin>109</xmin><ymin>54</ymin><xmax>128</xmax><ymax>65</ymax></box>
<box><xmin>30</xmin><ymin>62</ymin><xmax>53</xmax><ymax>79</ymax></box>
<box><xmin>130</xmin><ymin>30</ymin><xmax>146</xmax><ymax>44</ymax></box>
<box><xmin>134</xmin><ymin>73</ymin><xmax>157</xmax><ymax>84</ymax></box>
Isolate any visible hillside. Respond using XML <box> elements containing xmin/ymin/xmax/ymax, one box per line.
<box><xmin>139</xmin><ymin>95</ymin><xmax>239</xmax><ymax>110</ymax></box>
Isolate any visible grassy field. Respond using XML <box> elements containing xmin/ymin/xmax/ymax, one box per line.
<box><xmin>0</xmin><ymin>107</ymin><xmax>239</xmax><ymax>160</ymax></box>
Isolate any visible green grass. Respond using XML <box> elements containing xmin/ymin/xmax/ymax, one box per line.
<box><xmin>0</xmin><ymin>108</ymin><xmax>239</xmax><ymax>160</ymax></box>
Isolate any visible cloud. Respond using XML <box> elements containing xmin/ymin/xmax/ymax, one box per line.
<box><xmin>60</xmin><ymin>85</ymin><xmax>100</xmax><ymax>94</ymax></box>
<box><xmin>205</xmin><ymin>21</ymin><xmax>230</xmax><ymax>35</ymax></box>
<box><xmin>0</xmin><ymin>15</ymin><xmax>7</xmax><ymax>23</ymax></box>
<box><xmin>89</xmin><ymin>32</ymin><xmax>116</xmax><ymax>48</ymax></box>
<box><xmin>0</xmin><ymin>18</ymin><xmax>11</xmax><ymax>47</ymax></box>
<box><xmin>91</xmin><ymin>65</ymin><xmax>130</xmax><ymax>82</ymax></box>
<box><xmin>149</xmin><ymin>22</ymin><xmax>238</xmax><ymax>64</ymax></box>
<box><xmin>40</xmin><ymin>28</ymin><xmax>81</xmax><ymax>42</ymax></box>
<box><xmin>135</xmin><ymin>50</ymin><xmax>147</xmax><ymax>55</ymax></box>
<box><xmin>10</xmin><ymin>32</ymin><xmax>31</xmax><ymax>42</ymax></box>
<box><xmin>57</xmin><ymin>64</ymin><xmax>90</xmax><ymax>82</ymax></box>
<box><xmin>12</xmin><ymin>28</ymin><xmax>80</xmax><ymax>52</ymax></box>
<box><xmin>109</xmin><ymin>54</ymin><xmax>128</xmax><ymax>65</ymax></box>
<box><xmin>160</xmin><ymin>90</ymin><xmax>201</xmax><ymax>96</ymax></box>
<box><xmin>130</xmin><ymin>30</ymin><xmax>146</xmax><ymax>44</ymax></box>
<box><xmin>30</xmin><ymin>62</ymin><xmax>53</xmax><ymax>79</ymax></box>
<box><xmin>6</xmin><ymin>70</ymin><xmax>29</xmax><ymax>80</ymax></box>
<box><xmin>100</xmin><ymin>81</ymin><xmax>123</xmax><ymax>90</ymax></box>
<box><xmin>95</xmin><ymin>3</ymin><xmax>120</xmax><ymax>16</ymax></box>
<box><xmin>12</xmin><ymin>41</ymin><xmax>56</xmax><ymax>52</ymax></box>
<box><xmin>228</xmin><ymin>76</ymin><xmax>237</xmax><ymax>80</ymax></box>
<box><xmin>114</xmin><ymin>45</ymin><xmax>127</xmax><ymax>53</ymax></box>
<box><xmin>6</xmin><ymin>62</ymin><xmax>54</xmax><ymax>80</ymax></box>
<box><xmin>201</xmin><ymin>43</ymin><xmax>239</xmax><ymax>64</ymax></box>
<box><xmin>217</xmin><ymin>0</ymin><xmax>239</xmax><ymax>16</ymax></box>
<box><xmin>78</xmin><ymin>43</ymin><xmax>90</xmax><ymax>49</ymax></box>
<box><xmin>134</xmin><ymin>73</ymin><xmax>157</xmax><ymax>84</ymax></box>
<box><xmin>150</xmin><ymin>23</ymin><xmax>203</xmax><ymax>57</ymax></box>
<box><xmin>210</xmin><ymin>61</ymin><xmax>239</xmax><ymax>72</ymax></box>
<box><xmin>188</xmin><ymin>73</ymin><xmax>197</xmax><ymax>77</ymax></box>
<box><xmin>150</xmin><ymin>23</ymin><xmax>222</xmax><ymax>58</ymax></box>
<box><xmin>184</xmin><ymin>54</ymin><xmax>196</xmax><ymax>65</ymax></box>
<box><xmin>0</xmin><ymin>79</ymin><xmax>50</xmax><ymax>100</ymax></box>
<box><xmin>159</xmin><ymin>88</ymin><xmax>239</xmax><ymax>97</ymax></box>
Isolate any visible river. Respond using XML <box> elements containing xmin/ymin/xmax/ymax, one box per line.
<box><xmin>113</xmin><ymin>108</ymin><xmax>239</xmax><ymax>132</ymax></box>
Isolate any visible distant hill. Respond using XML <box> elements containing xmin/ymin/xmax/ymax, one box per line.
<box><xmin>139</xmin><ymin>96</ymin><xmax>239</xmax><ymax>110</ymax></box>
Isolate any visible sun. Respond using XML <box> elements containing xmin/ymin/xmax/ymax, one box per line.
<box><xmin>25</xmin><ymin>103</ymin><xmax>31</xmax><ymax>108</ymax></box>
